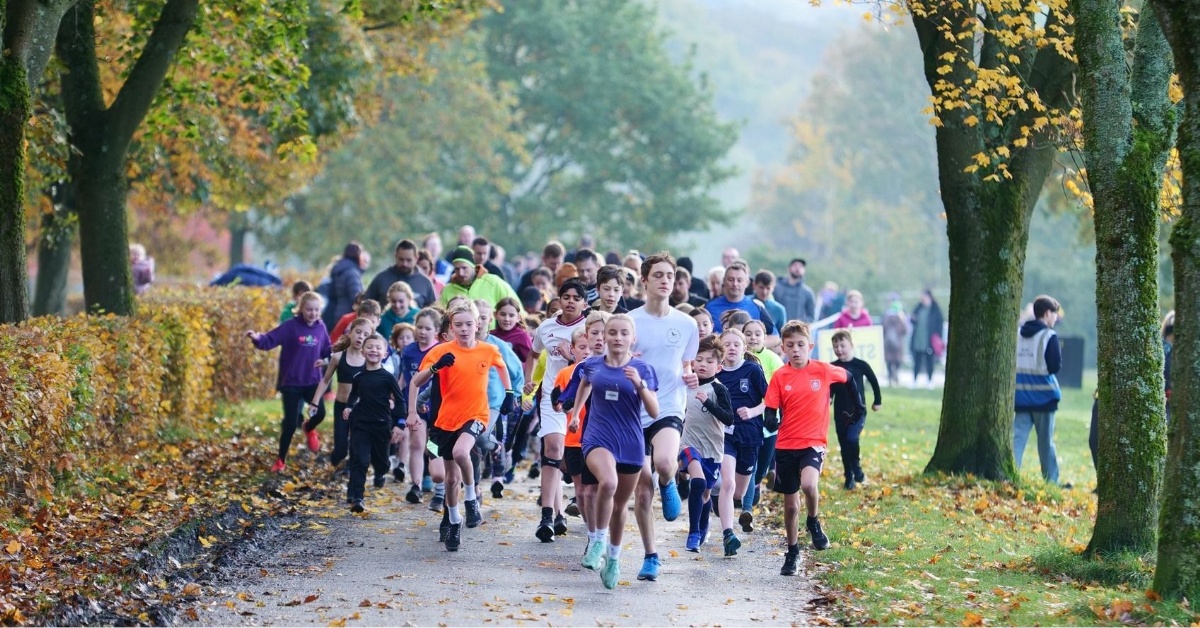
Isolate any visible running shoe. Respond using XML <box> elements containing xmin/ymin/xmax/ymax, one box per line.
<box><xmin>843</xmin><ymin>476</ymin><xmax>857</xmax><ymax>490</ymax></box>
<box><xmin>660</xmin><ymin>481</ymin><xmax>682</xmax><ymax>522</ymax></box>
<box><xmin>807</xmin><ymin>516</ymin><xmax>830</xmax><ymax>550</ymax></box>
<box><xmin>564</xmin><ymin>498</ymin><xmax>581</xmax><ymax>518</ymax></box>
<box><xmin>554</xmin><ymin>514</ymin><xmax>568</xmax><ymax>536</ymax></box>
<box><xmin>723</xmin><ymin>530</ymin><xmax>742</xmax><ymax>556</ymax></box>
<box><xmin>422</xmin><ymin>476</ymin><xmax>433</xmax><ymax>492</ymax></box>
<box><xmin>373</xmin><ymin>474</ymin><xmax>386</xmax><ymax>489</ymax></box>
<box><xmin>445</xmin><ymin>523</ymin><xmax>461</xmax><ymax>552</ymax></box>
<box><xmin>528</xmin><ymin>464</ymin><xmax>541</xmax><ymax>480</ymax></box>
<box><xmin>686</xmin><ymin>531</ymin><xmax>702</xmax><ymax>552</ymax></box>
<box><xmin>854</xmin><ymin>467</ymin><xmax>867</xmax><ymax>485</ymax></box>
<box><xmin>405</xmin><ymin>485</ymin><xmax>422</xmax><ymax>504</ymax></box>
<box><xmin>350</xmin><ymin>499</ymin><xmax>365</xmax><ymax>514</ymax></box>
<box><xmin>739</xmin><ymin>510</ymin><xmax>754</xmax><ymax>533</ymax></box>
<box><xmin>270</xmin><ymin>458</ymin><xmax>286</xmax><ymax>473</ymax></box>
<box><xmin>465</xmin><ymin>500</ymin><xmax>483</xmax><ymax>528</ymax></box>
<box><xmin>491</xmin><ymin>480</ymin><xmax>504</xmax><ymax>499</ymax></box>
<box><xmin>536</xmin><ymin>516</ymin><xmax>555</xmax><ymax>543</ymax></box>
<box><xmin>781</xmin><ymin>549</ymin><xmax>799</xmax><ymax>576</ymax></box>
<box><xmin>439</xmin><ymin>518</ymin><xmax>449</xmax><ymax>543</ymax></box>
<box><xmin>429</xmin><ymin>494</ymin><xmax>444</xmax><ymax>512</ymax></box>
<box><xmin>393</xmin><ymin>463</ymin><xmax>406</xmax><ymax>483</ymax></box>
<box><xmin>305</xmin><ymin>428</ymin><xmax>320</xmax><ymax>454</ymax></box>
<box><xmin>504</xmin><ymin>468</ymin><xmax>515</xmax><ymax>484</ymax></box>
<box><xmin>637</xmin><ymin>554</ymin><xmax>660</xmax><ymax>581</ymax></box>
<box><xmin>601</xmin><ymin>555</ymin><xmax>620</xmax><ymax>589</ymax></box>
<box><xmin>698</xmin><ymin>525</ymin><xmax>710</xmax><ymax>547</ymax></box>
<box><xmin>582</xmin><ymin>539</ymin><xmax>605</xmax><ymax>570</ymax></box>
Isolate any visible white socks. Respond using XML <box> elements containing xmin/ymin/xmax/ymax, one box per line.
<box><xmin>465</xmin><ymin>484</ymin><xmax>476</xmax><ymax>501</ymax></box>
<box><xmin>448</xmin><ymin>505</ymin><xmax>463</xmax><ymax>524</ymax></box>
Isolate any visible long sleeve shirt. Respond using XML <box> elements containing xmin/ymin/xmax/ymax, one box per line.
<box><xmin>348</xmin><ymin>367</ymin><xmax>406</xmax><ymax>425</ymax></box>
<box><xmin>252</xmin><ymin>317</ymin><xmax>331</xmax><ymax>390</ymax></box>
<box><xmin>830</xmin><ymin>357</ymin><xmax>880</xmax><ymax>420</ymax></box>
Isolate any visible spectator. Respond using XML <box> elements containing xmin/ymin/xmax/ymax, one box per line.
<box><xmin>833</xmin><ymin>290</ymin><xmax>872</xmax><ymax>328</ymax></box>
<box><xmin>322</xmin><ymin>242</ymin><xmax>366</xmax><ymax>331</ymax></box>
<box><xmin>1014</xmin><ymin>295</ymin><xmax>1063</xmax><ymax>485</ymax></box>
<box><xmin>817</xmin><ymin>282</ymin><xmax>844</xmax><ymax>321</ymax></box>
<box><xmin>881</xmin><ymin>293</ymin><xmax>909</xmax><ymax>387</ymax></box>
<box><xmin>909</xmin><ymin>289</ymin><xmax>944</xmax><ymax>389</ymax></box>
<box><xmin>364</xmin><ymin>239</ymin><xmax>438</xmax><ymax>308</ymax></box>
<box><xmin>706</xmin><ymin>266</ymin><xmax>725</xmax><ymax>301</ymax></box>
<box><xmin>421</xmin><ymin>232</ymin><xmax>451</xmax><ymax>280</ymax></box>
<box><xmin>721</xmin><ymin>247</ymin><xmax>740</xmax><ymax>268</ymax></box>
<box><xmin>130</xmin><ymin>243</ymin><xmax>155</xmax><ymax>295</ymax></box>
<box><xmin>773</xmin><ymin>258</ymin><xmax>815</xmax><ymax>323</ymax></box>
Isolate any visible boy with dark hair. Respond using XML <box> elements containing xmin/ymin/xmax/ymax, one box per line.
<box><xmin>280</xmin><ymin>281</ymin><xmax>313</xmax><ymax>323</ymax></box>
<box><xmin>829</xmin><ymin>330</ymin><xmax>882</xmax><ymax>490</ymax></box>
<box><xmin>764</xmin><ymin>322</ymin><xmax>862</xmax><ymax>576</ymax></box>
<box><xmin>753</xmin><ymin>270</ymin><xmax>788</xmax><ymax>336</ymax></box>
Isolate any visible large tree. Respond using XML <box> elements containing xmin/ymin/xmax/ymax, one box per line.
<box><xmin>477</xmin><ymin>0</ymin><xmax>738</xmax><ymax>253</ymax></box>
<box><xmin>913</xmin><ymin>1</ymin><xmax>1076</xmax><ymax>479</ymax></box>
<box><xmin>1074</xmin><ymin>1</ymin><xmax>1174</xmax><ymax>555</ymax></box>
<box><xmin>1151</xmin><ymin>0</ymin><xmax>1200</xmax><ymax>600</ymax></box>
<box><xmin>0</xmin><ymin>0</ymin><xmax>80</xmax><ymax>323</ymax></box>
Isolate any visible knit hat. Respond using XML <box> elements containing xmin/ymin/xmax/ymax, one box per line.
<box><xmin>450</xmin><ymin>246</ymin><xmax>474</xmax><ymax>265</ymax></box>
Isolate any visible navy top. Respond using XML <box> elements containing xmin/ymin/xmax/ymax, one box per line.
<box><xmin>717</xmin><ymin>359</ymin><xmax>769</xmax><ymax>447</ymax></box>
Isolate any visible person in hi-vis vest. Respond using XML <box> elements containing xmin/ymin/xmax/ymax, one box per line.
<box><xmin>1014</xmin><ymin>295</ymin><xmax>1064</xmax><ymax>485</ymax></box>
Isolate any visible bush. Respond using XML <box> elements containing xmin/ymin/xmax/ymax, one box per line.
<box><xmin>0</xmin><ymin>286</ymin><xmax>284</xmax><ymax>512</ymax></box>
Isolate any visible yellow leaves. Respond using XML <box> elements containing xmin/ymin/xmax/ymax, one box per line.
<box><xmin>4</xmin><ymin>540</ymin><xmax>21</xmax><ymax>554</ymax></box>
<box><xmin>937</xmin><ymin>65</ymin><xmax>954</xmax><ymax>76</ymax></box>
<box><xmin>962</xmin><ymin>611</ymin><xmax>985</xmax><ymax>626</ymax></box>
<box><xmin>963</xmin><ymin>115</ymin><xmax>979</xmax><ymax>127</ymax></box>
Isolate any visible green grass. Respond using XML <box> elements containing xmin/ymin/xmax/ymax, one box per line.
<box><xmin>764</xmin><ymin>374</ymin><xmax>1197</xmax><ymax>626</ymax></box>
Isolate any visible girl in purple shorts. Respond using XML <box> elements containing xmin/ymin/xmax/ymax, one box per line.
<box><xmin>574</xmin><ymin>314</ymin><xmax>659</xmax><ymax>589</ymax></box>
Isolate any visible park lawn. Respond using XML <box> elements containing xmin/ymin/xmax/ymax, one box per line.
<box><xmin>765</xmin><ymin>377</ymin><xmax>1198</xmax><ymax>626</ymax></box>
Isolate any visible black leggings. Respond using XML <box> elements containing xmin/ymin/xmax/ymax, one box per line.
<box><xmin>348</xmin><ymin>420</ymin><xmax>390</xmax><ymax>501</ymax></box>
<box><xmin>279</xmin><ymin>385</ymin><xmax>325</xmax><ymax>461</ymax></box>
<box><xmin>332</xmin><ymin>401</ymin><xmax>352</xmax><ymax>467</ymax></box>
<box><xmin>912</xmin><ymin>350</ymin><xmax>935</xmax><ymax>380</ymax></box>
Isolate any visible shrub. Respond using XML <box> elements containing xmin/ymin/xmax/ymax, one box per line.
<box><xmin>0</xmin><ymin>286</ymin><xmax>284</xmax><ymax>513</ymax></box>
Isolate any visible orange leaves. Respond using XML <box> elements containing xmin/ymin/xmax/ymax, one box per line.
<box><xmin>1091</xmin><ymin>598</ymin><xmax>1135</xmax><ymax>622</ymax></box>
<box><xmin>962</xmin><ymin>611</ymin><xmax>986</xmax><ymax>626</ymax></box>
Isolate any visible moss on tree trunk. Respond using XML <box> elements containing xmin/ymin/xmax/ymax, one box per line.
<box><xmin>0</xmin><ymin>58</ymin><xmax>31</xmax><ymax>323</ymax></box>
<box><xmin>1151</xmin><ymin>0</ymin><xmax>1200</xmax><ymax>597</ymax></box>
<box><xmin>1075</xmin><ymin>0</ymin><xmax>1173</xmax><ymax>556</ymax></box>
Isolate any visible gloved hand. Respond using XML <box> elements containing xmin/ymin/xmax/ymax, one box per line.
<box><xmin>500</xmin><ymin>390</ymin><xmax>515</xmax><ymax>415</ymax></box>
<box><xmin>432</xmin><ymin>353</ymin><xmax>455</xmax><ymax>372</ymax></box>
<box><xmin>764</xmin><ymin>408</ymin><xmax>781</xmax><ymax>432</ymax></box>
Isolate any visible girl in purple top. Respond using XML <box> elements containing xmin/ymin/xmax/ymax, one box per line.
<box><xmin>245</xmin><ymin>291</ymin><xmax>331</xmax><ymax>473</ymax></box>
<box><xmin>574</xmin><ymin>314</ymin><xmax>659</xmax><ymax>589</ymax></box>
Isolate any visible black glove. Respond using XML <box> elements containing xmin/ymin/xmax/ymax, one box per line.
<box><xmin>432</xmin><ymin>353</ymin><xmax>455</xmax><ymax>372</ymax></box>
<box><xmin>500</xmin><ymin>390</ymin><xmax>515</xmax><ymax>415</ymax></box>
<box><xmin>764</xmin><ymin>408</ymin><xmax>781</xmax><ymax>432</ymax></box>
<box><xmin>561</xmin><ymin>397</ymin><xmax>575</xmax><ymax>412</ymax></box>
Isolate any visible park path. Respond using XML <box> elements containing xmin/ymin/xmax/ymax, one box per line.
<box><xmin>187</xmin><ymin>472</ymin><xmax>823</xmax><ymax>626</ymax></box>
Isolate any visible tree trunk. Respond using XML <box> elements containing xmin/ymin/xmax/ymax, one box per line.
<box><xmin>32</xmin><ymin>205</ymin><xmax>77</xmax><ymax>316</ymax></box>
<box><xmin>913</xmin><ymin>9</ymin><xmax>1074</xmax><ymax>480</ymax></box>
<box><xmin>57</xmin><ymin>0</ymin><xmax>199</xmax><ymax>316</ymax></box>
<box><xmin>0</xmin><ymin>0</ymin><xmax>80</xmax><ymax>323</ymax></box>
<box><xmin>0</xmin><ymin>56</ymin><xmax>31</xmax><ymax>323</ymax></box>
<box><xmin>1151</xmin><ymin>0</ymin><xmax>1200</xmax><ymax>600</ymax></box>
<box><xmin>229</xmin><ymin>212</ymin><xmax>248</xmax><ymax>267</ymax></box>
<box><xmin>1075</xmin><ymin>0</ymin><xmax>1173</xmax><ymax>556</ymax></box>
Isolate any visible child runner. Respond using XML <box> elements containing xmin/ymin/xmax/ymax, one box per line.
<box><xmin>592</xmin><ymin>264</ymin><xmax>628</xmax><ymax>314</ymax></box>
<box><xmin>830</xmin><ymin>330</ymin><xmax>882</xmax><ymax>489</ymax></box>
<box><xmin>679</xmin><ymin>335</ymin><xmax>735</xmax><ymax>552</ymax></box>
<box><xmin>526</xmin><ymin>279</ymin><xmax>589</xmax><ymax>542</ymax></box>
<box><xmin>690</xmin><ymin>307</ymin><xmax>714</xmax><ymax>339</ymax></box>
<box><xmin>573</xmin><ymin>314</ymin><xmax>659</xmax><ymax>589</ymax></box>
<box><xmin>343</xmin><ymin>333</ymin><xmax>408</xmax><ymax>513</ymax></box>
<box><xmin>557</xmin><ymin>311</ymin><xmax>612</xmax><ymax>547</ymax></box>
<box><xmin>378</xmin><ymin>281</ymin><xmax>419</xmax><ymax>338</ymax></box>
<box><xmin>743</xmin><ymin>319</ymin><xmax>784</xmax><ymax>509</ymax></box>
<box><xmin>627</xmin><ymin>252</ymin><xmax>700</xmax><ymax>581</ymax></box>
<box><xmin>309</xmin><ymin>317</ymin><xmax>373</xmax><ymax>470</ymax></box>
<box><xmin>492</xmin><ymin>297</ymin><xmax>534</xmax><ymax>484</ymax></box>
<box><xmin>245</xmin><ymin>291</ymin><xmax>330</xmax><ymax>472</ymax></box>
<box><xmin>474</xmin><ymin>300</ymin><xmax>525</xmax><ymax>499</ymax></box>
<box><xmin>412</xmin><ymin>301</ymin><xmax>513</xmax><ymax>552</ymax></box>
<box><xmin>279</xmin><ymin>280</ymin><xmax>312</xmax><ymax>324</ymax></box>
<box><xmin>716</xmin><ymin>328</ymin><xmax>768</xmax><ymax>536</ymax></box>
<box><xmin>403</xmin><ymin>308</ymin><xmax>444</xmax><ymax>506</ymax></box>
<box><xmin>330</xmin><ymin>296</ymin><xmax>381</xmax><ymax>343</ymax></box>
<box><xmin>385</xmin><ymin>323</ymin><xmax>413</xmax><ymax>481</ymax></box>
<box><xmin>764</xmin><ymin>322</ymin><xmax>863</xmax><ymax>575</ymax></box>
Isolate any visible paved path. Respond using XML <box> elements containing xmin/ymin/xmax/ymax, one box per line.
<box><xmin>190</xmin><ymin>473</ymin><xmax>821</xmax><ymax>626</ymax></box>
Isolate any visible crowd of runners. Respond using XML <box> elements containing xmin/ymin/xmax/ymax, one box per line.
<box><xmin>245</xmin><ymin>231</ymin><xmax>883</xmax><ymax>587</ymax></box>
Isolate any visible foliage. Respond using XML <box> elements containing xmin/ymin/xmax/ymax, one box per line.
<box><xmin>254</xmin><ymin>31</ymin><xmax>524</xmax><ymax>265</ymax></box>
<box><xmin>779</xmin><ymin>385</ymin><xmax>1196</xmax><ymax>626</ymax></box>
<box><xmin>0</xmin><ymin>286</ymin><xmax>278</xmax><ymax>512</ymax></box>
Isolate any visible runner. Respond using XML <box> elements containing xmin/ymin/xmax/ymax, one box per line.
<box><xmin>715</xmin><ymin>328</ymin><xmax>768</xmax><ymax>538</ymax></box>
<box><xmin>343</xmin><ymin>333</ymin><xmax>408</xmax><ymax>513</ymax></box>
<box><xmin>309</xmin><ymin>318</ymin><xmax>373</xmax><ymax>472</ymax></box>
<box><xmin>678</xmin><ymin>335</ymin><xmax>735</xmax><ymax>552</ymax></box>
<box><xmin>627</xmin><ymin>253</ymin><xmax>700</xmax><ymax>581</ymax></box>
<box><xmin>402</xmin><ymin>308</ymin><xmax>445</xmax><ymax>507</ymax></box>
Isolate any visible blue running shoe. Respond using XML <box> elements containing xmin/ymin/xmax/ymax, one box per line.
<box><xmin>723</xmin><ymin>530</ymin><xmax>742</xmax><ymax>557</ymax></box>
<box><xmin>422</xmin><ymin>475</ymin><xmax>433</xmax><ymax>492</ymax></box>
<box><xmin>698</xmin><ymin>525</ymin><xmax>710</xmax><ymax>547</ymax></box>
<box><xmin>660</xmin><ymin>481</ymin><xmax>681</xmax><ymax>522</ymax></box>
<box><xmin>686</xmin><ymin>531</ymin><xmax>702</xmax><ymax>552</ymax></box>
<box><xmin>637</xmin><ymin>554</ymin><xmax>660</xmax><ymax>581</ymax></box>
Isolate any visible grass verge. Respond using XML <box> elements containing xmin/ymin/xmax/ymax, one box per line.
<box><xmin>758</xmin><ymin>379</ymin><xmax>1197</xmax><ymax>626</ymax></box>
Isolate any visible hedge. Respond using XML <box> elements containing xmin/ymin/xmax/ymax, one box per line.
<box><xmin>0</xmin><ymin>286</ymin><xmax>282</xmax><ymax>513</ymax></box>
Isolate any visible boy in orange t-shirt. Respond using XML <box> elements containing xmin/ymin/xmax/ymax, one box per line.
<box><xmin>413</xmin><ymin>301</ymin><xmax>512</xmax><ymax>552</ymax></box>
<box><xmin>764</xmin><ymin>321</ymin><xmax>862</xmax><ymax>576</ymax></box>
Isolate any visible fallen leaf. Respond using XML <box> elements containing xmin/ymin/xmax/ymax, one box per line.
<box><xmin>1146</xmin><ymin>589</ymin><xmax>1163</xmax><ymax>602</ymax></box>
<box><xmin>182</xmin><ymin>583</ymin><xmax>201</xmax><ymax>597</ymax></box>
<box><xmin>304</xmin><ymin>594</ymin><xmax>320</xmax><ymax>604</ymax></box>
<box><xmin>962</xmin><ymin>611</ymin><xmax>984</xmax><ymax>626</ymax></box>
<box><xmin>359</xmin><ymin>599</ymin><xmax>372</xmax><ymax>607</ymax></box>
<box><xmin>4</xmin><ymin>540</ymin><xmax>21</xmax><ymax>554</ymax></box>
<box><xmin>328</xmin><ymin>619</ymin><xmax>346</xmax><ymax>627</ymax></box>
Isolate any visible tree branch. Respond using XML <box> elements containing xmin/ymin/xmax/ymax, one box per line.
<box><xmin>1130</xmin><ymin>2</ymin><xmax>1176</xmax><ymax>149</ymax></box>
<box><xmin>6</xmin><ymin>0</ymin><xmax>79</xmax><ymax>89</ymax></box>
<box><xmin>107</xmin><ymin>0</ymin><xmax>199</xmax><ymax>146</ymax></box>
<box><xmin>55</xmin><ymin>1</ymin><xmax>105</xmax><ymax>132</ymax></box>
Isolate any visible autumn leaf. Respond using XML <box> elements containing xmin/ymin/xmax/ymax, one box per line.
<box><xmin>359</xmin><ymin>599</ymin><xmax>372</xmax><ymax>607</ymax></box>
<box><xmin>182</xmin><ymin>583</ymin><xmax>201</xmax><ymax>597</ymax></box>
<box><xmin>962</xmin><ymin>611</ymin><xmax>985</xmax><ymax>626</ymax></box>
<box><xmin>4</xmin><ymin>540</ymin><xmax>21</xmax><ymax>554</ymax></box>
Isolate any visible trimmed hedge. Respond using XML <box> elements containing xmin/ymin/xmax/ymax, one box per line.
<box><xmin>0</xmin><ymin>287</ymin><xmax>281</xmax><ymax>512</ymax></box>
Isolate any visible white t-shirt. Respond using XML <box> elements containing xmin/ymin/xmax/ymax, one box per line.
<box><xmin>629</xmin><ymin>306</ymin><xmax>699</xmax><ymax>427</ymax></box>
<box><xmin>532</xmin><ymin>314</ymin><xmax>586</xmax><ymax>391</ymax></box>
